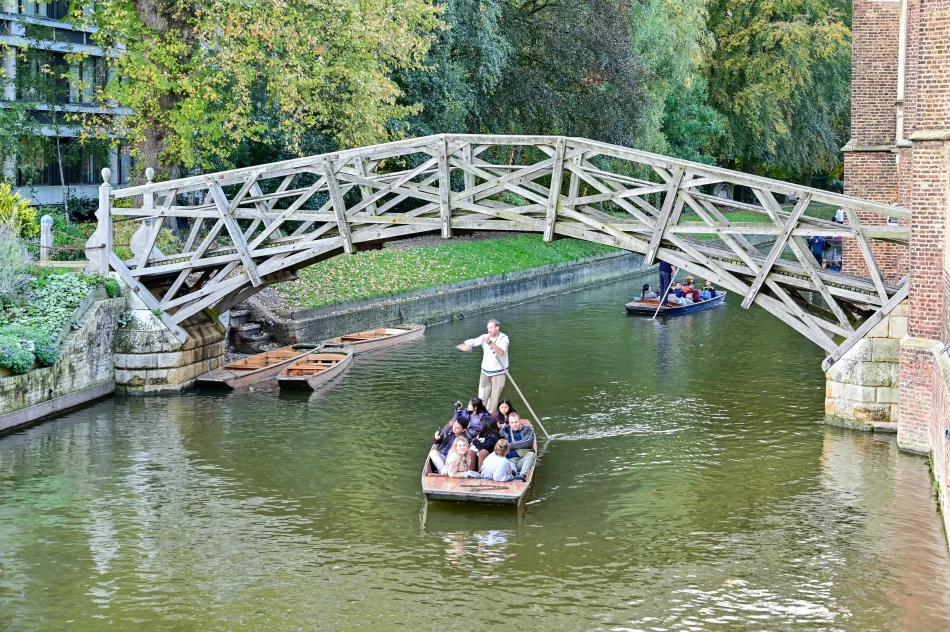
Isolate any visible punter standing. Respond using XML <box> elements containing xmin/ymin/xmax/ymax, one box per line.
<box><xmin>658</xmin><ymin>259</ymin><xmax>677</xmax><ymax>300</ymax></box>
<box><xmin>456</xmin><ymin>319</ymin><xmax>509</xmax><ymax>413</ymax></box>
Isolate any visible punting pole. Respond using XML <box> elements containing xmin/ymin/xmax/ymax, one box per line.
<box><xmin>504</xmin><ymin>370</ymin><xmax>551</xmax><ymax>439</ymax></box>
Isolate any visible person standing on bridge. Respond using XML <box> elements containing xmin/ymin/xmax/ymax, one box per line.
<box><xmin>456</xmin><ymin>319</ymin><xmax>510</xmax><ymax>413</ymax></box>
<box><xmin>659</xmin><ymin>260</ymin><xmax>677</xmax><ymax>300</ymax></box>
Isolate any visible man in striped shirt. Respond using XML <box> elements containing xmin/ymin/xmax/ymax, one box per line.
<box><xmin>456</xmin><ymin>319</ymin><xmax>510</xmax><ymax>413</ymax></box>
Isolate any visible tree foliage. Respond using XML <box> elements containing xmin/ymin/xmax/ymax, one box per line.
<box><xmin>79</xmin><ymin>0</ymin><xmax>440</xmax><ymax>177</ymax></box>
<box><xmin>704</xmin><ymin>0</ymin><xmax>852</xmax><ymax>179</ymax></box>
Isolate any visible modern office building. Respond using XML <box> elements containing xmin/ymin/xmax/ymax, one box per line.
<box><xmin>1</xmin><ymin>0</ymin><xmax>131</xmax><ymax>205</ymax></box>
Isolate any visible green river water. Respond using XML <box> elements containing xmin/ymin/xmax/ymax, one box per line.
<box><xmin>1</xmin><ymin>273</ymin><xmax>949</xmax><ymax>631</ymax></box>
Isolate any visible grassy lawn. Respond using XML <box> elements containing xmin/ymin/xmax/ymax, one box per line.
<box><xmin>274</xmin><ymin>235</ymin><xmax>619</xmax><ymax>310</ymax></box>
<box><xmin>679</xmin><ymin>203</ymin><xmax>839</xmax><ymax>240</ymax></box>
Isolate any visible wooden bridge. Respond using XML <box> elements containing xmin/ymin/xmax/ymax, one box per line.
<box><xmin>86</xmin><ymin>134</ymin><xmax>909</xmax><ymax>370</ymax></box>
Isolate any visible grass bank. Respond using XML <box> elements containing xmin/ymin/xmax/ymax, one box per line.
<box><xmin>273</xmin><ymin>235</ymin><xmax>620</xmax><ymax>311</ymax></box>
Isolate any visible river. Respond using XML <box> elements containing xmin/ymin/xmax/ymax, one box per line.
<box><xmin>1</xmin><ymin>273</ymin><xmax>949</xmax><ymax>631</ymax></box>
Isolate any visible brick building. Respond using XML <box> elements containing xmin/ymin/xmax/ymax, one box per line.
<box><xmin>846</xmin><ymin>0</ymin><xmax>950</xmax><ymax>535</ymax></box>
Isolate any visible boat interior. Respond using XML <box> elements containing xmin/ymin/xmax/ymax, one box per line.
<box><xmin>331</xmin><ymin>328</ymin><xmax>407</xmax><ymax>343</ymax></box>
<box><xmin>284</xmin><ymin>354</ymin><xmax>347</xmax><ymax>375</ymax></box>
<box><xmin>224</xmin><ymin>348</ymin><xmax>299</xmax><ymax>370</ymax></box>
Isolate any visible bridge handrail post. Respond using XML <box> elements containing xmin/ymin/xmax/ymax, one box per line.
<box><xmin>97</xmin><ymin>168</ymin><xmax>113</xmax><ymax>275</ymax></box>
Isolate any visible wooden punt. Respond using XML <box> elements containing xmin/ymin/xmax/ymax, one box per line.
<box><xmin>321</xmin><ymin>324</ymin><xmax>425</xmax><ymax>354</ymax></box>
<box><xmin>625</xmin><ymin>291</ymin><xmax>727</xmax><ymax>316</ymax></box>
<box><xmin>276</xmin><ymin>352</ymin><xmax>353</xmax><ymax>391</ymax></box>
<box><xmin>422</xmin><ymin>436</ymin><xmax>538</xmax><ymax>506</ymax></box>
<box><xmin>195</xmin><ymin>345</ymin><xmax>316</xmax><ymax>389</ymax></box>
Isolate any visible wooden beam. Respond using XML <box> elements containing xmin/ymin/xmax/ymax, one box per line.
<box><xmin>437</xmin><ymin>137</ymin><xmax>453</xmax><ymax>239</ymax></box>
<box><xmin>353</xmin><ymin>157</ymin><xmax>378</xmax><ymax>215</ymax></box>
<box><xmin>462</xmin><ymin>143</ymin><xmax>475</xmax><ymax>192</ymax></box>
<box><xmin>323</xmin><ymin>161</ymin><xmax>354</xmax><ymax>254</ymax></box>
<box><xmin>109</xmin><ymin>253</ymin><xmax>189</xmax><ymax>344</ymax></box>
<box><xmin>822</xmin><ymin>282</ymin><xmax>910</xmax><ymax>371</ymax></box>
<box><xmin>843</xmin><ymin>206</ymin><xmax>890</xmax><ymax>303</ymax></box>
<box><xmin>644</xmin><ymin>167</ymin><xmax>686</xmax><ymax>264</ymax></box>
<box><xmin>741</xmin><ymin>193</ymin><xmax>811</xmax><ymax>308</ymax></box>
<box><xmin>543</xmin><ymin>139</ymin><xmax>566</xmax><ymax>242</ymax></box>
<box><xmin>207</xmin><ymin>181</ymin><xmax>263</xmax><ymax>287</ymax></box>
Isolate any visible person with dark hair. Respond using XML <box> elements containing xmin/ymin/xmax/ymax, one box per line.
<box><xmin>456</xmin><ymin>319</ymin><xmax>510</xmax><ymax>413</ymax></box>
<box><xmin>469</xmin><ymin>416</ymin><xmax>500</xmax><ymax>470</ymax></box>
<box><xmin>491</xmin><ymin>398</ymin><xmax>517</xmax><ymax>429</ymax></box>
<box><xmin>429</xmin><ymin>417</ymin><xmax>471</xmax><ymax>474</ymax></box>
<box><xmin>808</xmin><ymin>235</ymin><xmax>826</xmax><ymax>266</ymax></box>
<box><xmin>500</xmin><ymin>412</ymin><xmax>536</xmax><ymax>476</ymax></box>
<box><xmin>454</xmin><ymin>397</ymin><xmax>489</xmax><ymax>435</ymax></box>
<box><xmin>641</xmin><ymin>283</ymin><xmax>658</xmax><ymax>300</ymax></box>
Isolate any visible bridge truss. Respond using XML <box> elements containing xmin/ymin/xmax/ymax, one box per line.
<box><xmin>88</xmin><ymin>134</ymin><xmax>909</xmax><ymax>369</ymax></box>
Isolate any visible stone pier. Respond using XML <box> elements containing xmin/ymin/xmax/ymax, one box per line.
<box><xmin>112</xmin><ymin>285</ymin><xmax>226</xmax><ymax>393</ymax></box>
<box><xmin>825</xmin><ymin>301</ymin><xmax>908</xmax><ymax>431</ymax></box>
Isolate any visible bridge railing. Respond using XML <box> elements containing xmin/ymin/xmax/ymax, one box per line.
<box><xmin>86</xmin><ymin>134</ymin><xmax>910</xmax><ymax>365</ymax></box>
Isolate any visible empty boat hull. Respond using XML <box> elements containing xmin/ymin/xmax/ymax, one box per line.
<box><xmin>196</xmin><ymin>345</ymin><xmax>314</xmax><ymax>389</ymax></box>
<box><xmin>321</xmin><ymin>324</ymin><xmax>425</xmax><ymax>354</ymax></box>
<box><xmin>277</xmin><ymin>352</ymin><xmax>353</xmax><ymax>391</ymax></box>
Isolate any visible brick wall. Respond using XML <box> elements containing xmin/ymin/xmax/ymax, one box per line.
<box><xmin>851</xmin><ymin>0</ymin><xmax>901</xmax><ymax>144</ymax></box>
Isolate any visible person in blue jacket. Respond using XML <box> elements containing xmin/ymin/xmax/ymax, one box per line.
<box><xmin>808</xmin><ymin>235</ymin><xmax>826</xmax><ymax>266</ymax></box>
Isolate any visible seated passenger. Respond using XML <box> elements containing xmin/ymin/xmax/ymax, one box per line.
<box><xmin>501</xmin><ymin>412</ymin><xmax>536</xmax><ymax>476</ymax></box>
<box><xmin>491</xmin><ymin>398</ymin><xmax>517</xmax><ymax>428</ymax></box>
<box><xmin>641</xmin><ymin>283</ymin><xmax>658</xmax><ymax>300</ymax></box>
<box><xmin>667</xmin><ymin>293</ymin><xmax>688</xmax><ymax>306</ymax></box>
<box><xmin>683</xmin><ymin>278</ymin><xmax>700</xmax><ymax>302</ymax></box>
<box><xmin>429</xmin><ymin>417</ymin><xmax>471</xmax><ymax>474</ymax></box>
<box><xmin>444</xmin><ymin>436</ymin><xmax>476</xmax><ymax>478</ymax></box>
<box><xmin>453</xmin><ymin>397</ymin><xmax>489</xmax><ymax>435</ymax></box>
<box><xmin>681</xmin><ymin>293</ymin><xmax>695</xmax><ymax>305</ymax></box>
<box><xmin>470</xmin><ymin>417</ymin><xmax>500</xmax><ymax>470</ymax></box>
<box><xmin>672</xmin><ymin>282</ymin><xmax>686</xmax><ymax>298</ymax></box>
<box><xmin>479</xmin><ymin>439</ymin><xmax>517</xmax><ymax>481</ymax></box>
<box><xmin>700</xmin><ymin>282</ymin><xmax>716</xmax><ymax>301</ymax></box>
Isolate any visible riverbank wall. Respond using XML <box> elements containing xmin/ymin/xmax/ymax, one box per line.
<box><xmin>254</xmin><ymin>252</ymin><xmax>650</xmax><ymax>344</ymax></box>
<box><xmin>0</xmin><ymin>293</ymin><xmax>126</xmax><ymax>435</ymax></box>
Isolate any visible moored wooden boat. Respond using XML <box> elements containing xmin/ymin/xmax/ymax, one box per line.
<box><xmin>625</xmin><ymin>292</ymin><xmax>727</xmax><ymax>316</ymax></box>
<box><xmin>422</xmin><ymin>436</ymin><xmax>537</xmax><ymax>505</ymax></box>
<box><xmin>321</xmin><ymin>324</ymin><xmax>425</xmax><ymax>354</ymax></box>
<box><xmin>195</xmin><ymin>345</ymin><xmax>316</xmax><ymax>389</ymax></box>
<box><xmin>276</xmin><ymin>352</ymin><xmax>353</xmax><ymax>391</ymax></box>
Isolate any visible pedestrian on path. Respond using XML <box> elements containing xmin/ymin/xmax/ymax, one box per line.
<box><xmin>456</xmin><ymin>319</ymin><xmax>510</xmax><ymax>413</ymax></box>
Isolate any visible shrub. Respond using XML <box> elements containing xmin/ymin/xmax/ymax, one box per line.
<box><xmin>102</xmin><ymin>278</ymin><xmax>121</xmax><ymax>298</ymax></box>
<box><xmin>0</xmin><ymin>183</ymin><xmax>38</xmax><ymax>238</ymax></box>
<box><xmin>0</xmin><ymin>221</ymin><xmax>32</xmax><ymax>301</ymax></box>
<box><xmin>0</xmin><ymin>333</ymin><xmax>35</xmax><ymax>375</ymax></box>
<box><xmin>0</xmin><ymin>270</ymin><xmax>90</xmax><ymax>336</ymax></box>
<box><xmin>0</xmin><ymin>324</ymin><xmax>58</xmax><ymax>366</ymax></box>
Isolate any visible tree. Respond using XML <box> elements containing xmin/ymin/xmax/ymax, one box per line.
<box><xmin>704</xmin><ymin>0</ymin><xmax>851</xmax><ymax>180</ymax></box>
<box><xmin>74</xmin><ymin>0</ymin><xmax>440</xmax><ymax>179</ymax></box>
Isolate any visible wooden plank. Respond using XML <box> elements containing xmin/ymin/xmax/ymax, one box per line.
<box><xmin>822</xmin><ymin>282</ymin><xmax>910</xmax><ymax>371</ymax></box>
<box><xmin>543</xmin><ymin>139</ymin><xmax>566</xmax><ymax>242</ymax></box>
<box><xmin>752</xmin><ymin>189</ymin><xmax>854</xmax><ymax>333</ymax></box>
<box><xmin>109</xmin><ymin>253</ymin><xmax>189</xmax><ymax>344</ymax></box>
<box><xmin>741</xmin><ymin>193</ymin><xmax>811</xmax><ymax>308</ymax></box>
<box><xmin>353</xmin><ymin>157</ymin><xmax>378</xmax><ymax>215</ymax></box>
<box><xmin>644</xmin><ymin>167</ymin><xmax>686</xmax><ymax>265</ymax></box>
<box><xmin>437</xmin><ymin>137</ymin><xmax>453</xmax><ymax>238</ymax></box>
<box><xmin>323</xmin><ymin>161</ymin><xmax>354</xmax><ymax>254</ymax></box>
<box><xmin>843</xmin><ymin>205</ymin><xmax>890</xmax><ymax>303</ymax></box>
<box><xmin>207</xmin><ymin>181</ymin><xmax>263</xmax><ymax>287</ymax></box>
<box><xmin>248</xmin><ymin>177</ymin><xmax>327</xmax><ymax>249</ymax></box>
<box><xmin>462</xmin><ymin>144</ymin><xmax>475</xmax><ymax>192</ymax></box>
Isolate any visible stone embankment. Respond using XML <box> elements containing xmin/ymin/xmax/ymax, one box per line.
<box><xmin>824</xmin><ymin>300</ymin><xmax>908</xmax><ymax>431</ymax></box>
<box><xmin>0</xmin><ymin>291</ymin><xmax>126</xmax><ymax>434</ymax></box>
<box><xmin>249</xmin><ymin>252</ymin><xmax>650</xmax><ymax>345</ymax></box>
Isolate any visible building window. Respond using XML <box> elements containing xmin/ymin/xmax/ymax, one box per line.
<box><xmin>117</xmin><ymin>144</ymin><xmax>134</xmax><ymax>185</ymax></box>
<box><xmin>17</xmin><ymin>139</ymin><xmax>108</xmax><ymax>187</ymax></box>
<box><xmin>19</xmin><ymin>1</ymin><xmax>70</xmax><ymax>20</ymax></box>
<box><xmin>69</xmin><ymin>57</ymin><xmax>107</xmax><ymax>104</ymax></box>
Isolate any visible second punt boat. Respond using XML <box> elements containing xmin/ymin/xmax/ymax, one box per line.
<box><xmin>625</xmin><ymin>292</ymin><xmax>727</xmax><ymax>315</ymax></box>
<box><xmin>276</xmin><ymin>352</ymin><xmax>353</xmax><ymax>391</ymax></box>
<box><xmin>195</xmin><ymin>345</ymin><xmax>316</xmax><ymax>389</ymax></box>
<box><xmin>321</xmin><ymin>324</ymin><xmax>425</xmax><ymax>354</ymax></box>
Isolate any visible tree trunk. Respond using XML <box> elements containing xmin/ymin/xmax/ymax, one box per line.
<box><xmin>55</xmin><ymin>135</ymin><xmax>69</xmax><ymax>219</ymax></box>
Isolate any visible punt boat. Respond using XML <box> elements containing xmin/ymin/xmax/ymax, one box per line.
<box><xmin>195</xmin><ymin>345</ymin><xmax>317</xmax><ymax>388</ymax></box>
<box><xmin>422</xmin><ymin>436</ymin><xmax>538</xmax><ymax>505</ymax></box>
<box><xmin>625</xmin><ymin>291</ymin><xmax>727</xmax><ymax>316</ymax></box>
<box><xmin>276</xmin><ymin>352</ymin><xmax>353</xmax><ymax>391</ymax></box>
<box><xmin>321</xmin><ymin>324</ymin><xmax>425</xmax><ymax>354</ymax></box>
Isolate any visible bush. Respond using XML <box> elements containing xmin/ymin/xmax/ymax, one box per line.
<box><xmin>0</xmin><ymin>324</ymin><xmax>58</xmax><ymax>366</ymax></box>
<box><xmin>102</xmin><ymin>278</ymin><xmax>121</xmax><ymax>298</ymax></box>
<box><xmin>0</xmin><ymin>270</ymin><xmax>90</xmax><ymax>336</ymax></box>
<box><xmin>0</xmin><ymin>221</ymin><xmax>32</xmax><ymax>301</ymax></box>
<box><xmin>0</xmin><ymin>183</ymin><xmax>38</xmax><ymax>238</ymax></box>
<box><xmin>0</xmin><ymin>333</ymin><xmax>35</xmax><ymax>375</ymax></box>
